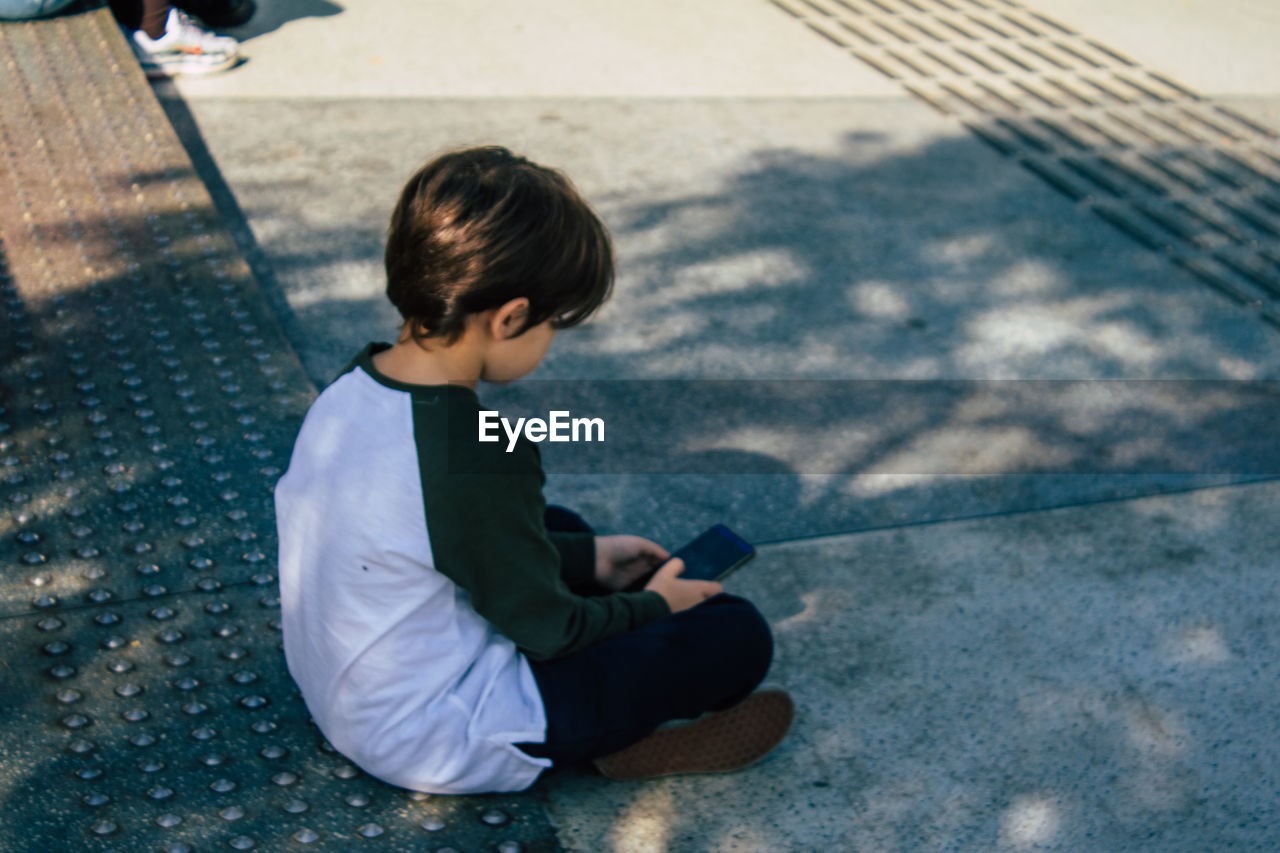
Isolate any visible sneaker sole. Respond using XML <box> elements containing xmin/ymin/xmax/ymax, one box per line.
<box><xmin>592</xmin><ymin>688</ymin><xmax>795</xmax><ymax>781</ymax></box>
<box><xmin>140</xmin><ymin>53</ymin><xmax>240</xmax><ymax>79</ymax></box>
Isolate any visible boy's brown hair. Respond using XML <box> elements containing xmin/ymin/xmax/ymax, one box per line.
<box><xmin>385</xmin><ymin>146</ymin><xmax>614</xmax><ymax>343</ymax></box>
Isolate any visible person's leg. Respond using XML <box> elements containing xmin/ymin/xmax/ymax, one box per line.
<box><xmin>117</xmin><ymin>0</ymin><xmax>239</xmax><ymax>78</ymax></box>
<box><xmin>109</xmin><ymin>0</ymin><xmax>167</xmax><ymax>37</ymax></box>
<box><xmin>171</xmin><ymin>0</ymin><xmax>254</xmax><ymax>29</ymax></box>
<box><xmin>517</xmin><ymin>593</ymin><xmax>776</xmax><ymax>765</ymax></box>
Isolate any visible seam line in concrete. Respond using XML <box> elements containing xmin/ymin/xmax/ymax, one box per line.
<box><xmin>751</xmin><ymin>474</ymin><xmax>1280</xmax><ymax>549</ymax></box>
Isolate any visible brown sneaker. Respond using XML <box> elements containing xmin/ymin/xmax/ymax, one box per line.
<box><xmin>592</xmin><ymin>688</ymin><xmax>795</xmax><ymax>781</ymax></box>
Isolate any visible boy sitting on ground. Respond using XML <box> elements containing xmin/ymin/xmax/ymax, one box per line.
<box><xmin>274</xmin><ymin>146</ymin><xmax>793</xmax><ymax>794</ymax></box>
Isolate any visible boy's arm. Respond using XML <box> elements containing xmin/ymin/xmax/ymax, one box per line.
<box><xmin>545</xmin><ymin>530</ymin><xmax>601</xmax><ymax>594</ymax></box>
<box><xmin>423</xmin><ymin>465</ymin><xmax>668</xmax><ymax>662</ymax></box>
<box><xmin>417</xmin><ymin>397</ymin><xmax>668</xmax><ymax>662</ymax></box>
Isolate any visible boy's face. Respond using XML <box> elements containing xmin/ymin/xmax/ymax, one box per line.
<box><xmin>481</xmin><ymin>319</ymin><xmax>557</xmax><ymax>385</ymax></box>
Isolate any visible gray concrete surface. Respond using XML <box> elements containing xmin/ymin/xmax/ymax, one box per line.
<box><xmin>1024</xmin><ymin>0</ymin><xmax>1280</xmax><ymax>130</ymax></box>
<box><xmin>168</xmin><ymin>0</ymin><xmax>899</xmax><ymax>98</ymax></box>
<box><xmin>159</xmin><ymin>93</ymin><xmax>1278</xmax><ymax>546</ymax></box>
<box><xmin>151</xmin><ymin>0</ymin><xmax>1280</xmax><ymax>848</ymax></box>
<box><xmin>1027</xmin><ymin>0</ymin><xmax>1280</xmax><ymax>97</ymax></box>
<box><xmin>168</xmin><ymin>96</ymin><xmax>1280</xmax><ymax>385</ymax></box>
<box><xmin>547</xmin><ymin>479</ymin><xmax>1280</xmax><ymax>851</ymax></box>
<box><xmin>161</xmin><ymin>91</ymin><xmax>1275</xmax><ymax>547</ymax></box>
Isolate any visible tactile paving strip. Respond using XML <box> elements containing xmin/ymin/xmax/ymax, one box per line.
<box><xmin>0</xmin><ymin>9</ymin><xmax>559</xmax><ymax>851</ymax></box>
<box><xmin>0</xmin><ymin>587</ymin><xmax>554</xmax><ymax>852</ymax></box>
<box><xmin>769</xmin><ymin>0</ymin><xmax>1280</xmax><ymax>326</ymax></box>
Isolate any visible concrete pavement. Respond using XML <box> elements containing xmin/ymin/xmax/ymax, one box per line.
<box><xmin>167</xmin><ymin>0</ymin><xmax>899</xmax><ymax>98</ymax></box>
<box><xmin>1027</xmin><ymin>0</ymin><xmax>1280</xmax><ymax>97</ymax></box>
<box><xmin>155</xmin><ymin>1</ymin><xmax>1280</xmax><ymax>849</ymax></box>
<box><xmin>549</xmin><ymin>478</ymin><xmax>1280</xmax><ymax>851</ymax></box>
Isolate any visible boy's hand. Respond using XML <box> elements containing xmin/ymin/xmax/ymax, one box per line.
<box><xmin>643</xmin><ymin>558</ymin><xmax>723</xmax><ymax>613</ymax></box>
<box><xmin>594</xmin><ymin>535</ymin><xmax>669</xmax><ymax>592</ymax></box>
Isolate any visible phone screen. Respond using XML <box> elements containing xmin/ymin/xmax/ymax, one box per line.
<box><xmin>669</xmin><ymin>524</ymin><xmax>755</xmax><ymax>582</ymax></box>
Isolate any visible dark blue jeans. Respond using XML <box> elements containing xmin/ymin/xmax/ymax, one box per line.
<box><xmin>516</xmin><ymin>508</ymin><xmax>774</xmax><ymax>766</ymax></box>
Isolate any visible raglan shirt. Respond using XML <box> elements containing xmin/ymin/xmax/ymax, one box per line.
<box><xmin>274</xmin><ymin>344</ymin><xmax>669</xmax><ymax>794</ymax></box>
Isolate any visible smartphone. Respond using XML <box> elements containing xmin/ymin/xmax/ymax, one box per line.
<box><xmin>666</xmin><ymin>524</ymin><xmax>756</xmax><ymax>583</ymax></box>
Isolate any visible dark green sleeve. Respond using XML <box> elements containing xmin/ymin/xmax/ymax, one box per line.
<box><xmin>414</xmin><ymin>390</ymin><xmax>669</xmax><ymax>662</ymax></box>
<box><xmin>546</xmin><ymin>531</ymin><xmax>601</xmax><ymax>594</ymax></box>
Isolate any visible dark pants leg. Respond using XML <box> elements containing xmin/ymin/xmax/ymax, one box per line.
<box><xmin>517</xmin><ymin>591</ymin><xmax>773</xmax><ymax>765</ymax></box>
<box><xmin>527</xmin><ymin>508</ymin><xmax>774</xmax><ymax>765</ymax></box>
<box><xmin>110</xmin><ymin>0</ymin><xmax>169</xmax><ymax>37</ymax></box>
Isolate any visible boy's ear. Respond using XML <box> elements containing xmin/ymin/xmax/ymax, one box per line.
<box><xmin>489</xmin><ymin>297</ymin><xmax>531</xmax><ymax>340</ymax></box>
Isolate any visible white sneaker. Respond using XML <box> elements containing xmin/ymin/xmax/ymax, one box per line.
<box><xmin>129</xmin><ymin>8</ymin><xmax>239</xmax><ymax>79</ymax></box>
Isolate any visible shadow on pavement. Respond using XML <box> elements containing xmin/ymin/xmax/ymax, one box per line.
<box><xmin>221</xmin><ymin>0</ymin><xmax>342</xmax><ymax>42</ymax></box>
<box><xmin>130</xmin><ymin>88</ymin><xmax>1280</xmax><ymax>849</ymax></box>
<box><xmin>157</xmin><ymin>99</ymin><xmax>1280</xmax><ymax>545</ymax></box>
